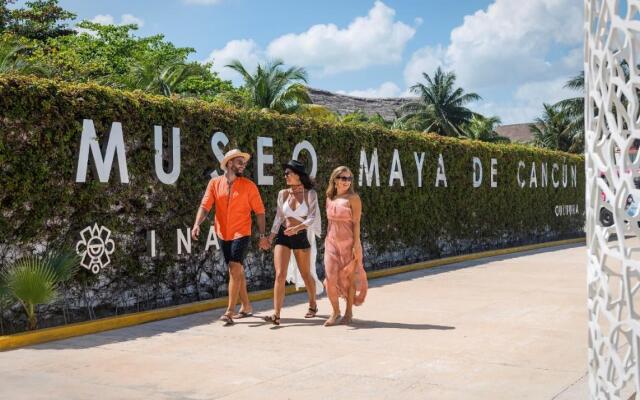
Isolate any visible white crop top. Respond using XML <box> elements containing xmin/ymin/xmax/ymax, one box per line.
<box><xmin>282</xmin><ymin>189</ymin><xmax>308</xmax><ymax>221</ymax></box>
<box><xmin>270</xmin><ymin>188</ymin><xmax>321</xmax><ymax>236</ymax></box>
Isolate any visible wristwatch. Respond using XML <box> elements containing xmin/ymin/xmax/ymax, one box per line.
<box><xmin>258</xmin><ymin>233</ymin><xmax>267</xmax><ymax>239</ymax></box>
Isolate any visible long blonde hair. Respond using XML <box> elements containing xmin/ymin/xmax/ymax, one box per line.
<box><xmin>326</xmin><ymin>166</ymin><xmax>356</xmax><ymax>200</ymax></box>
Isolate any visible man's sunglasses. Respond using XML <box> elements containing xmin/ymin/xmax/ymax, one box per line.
<box><xmin>336</xmin><ymin>176</ymin><xmax>353</xmax><ymax>182</ymax></box>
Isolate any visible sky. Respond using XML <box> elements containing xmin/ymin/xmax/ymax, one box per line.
<box><xmin>15</xmin><ymin>0</ymin><xmax>584</xmax><ymax>124</ymax></box>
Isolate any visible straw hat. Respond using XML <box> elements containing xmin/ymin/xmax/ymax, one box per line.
<box><xmin>221</xmin><ymin>149</ymin><xmax>250</xmax><ymax>171</ymax></box>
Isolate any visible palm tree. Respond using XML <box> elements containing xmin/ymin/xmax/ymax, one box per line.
<box><xmin>0</xmin><ymin>38</ymin><xmax>49</xmax><ymax>76</ymax></box>
<box><xmin>554</xmin><ymin>71</ymin><xmax>584</xmax><ymax>153</ymax></box>
<box><xmin>530</xmin><ymin>104</ymin><xmax>572</xmax><ymax>151</ymax></box>
<box><xmin>1</xmin><ymin>250</ymin><xmax>79</xmax><ymax>330</ymax></box>
<box><xmin>398</xmin><ymin>67</ymin><xmax>481</xmax><ymax>136</ymax></box>
<box><xmin>459</xmin><ymin>115</ymin><xmax>510</xmax><ymax>143</ymax></box>
<box><xmin>127</xmin><ymin>59</ymin><xmax>205</xmax><ymax>97</ymax></box>
<box><xmin>225</xmin><ymin>59</ymin><xmax>310</xmax><ymax>113</ymax></box>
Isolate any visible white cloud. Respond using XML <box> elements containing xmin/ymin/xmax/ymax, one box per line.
<box><xmin>403</xmin><ymin>45</ymin><xmax>446</xmax><ymax>87</ymax></box>
<box><xmin>204</xmin><ymin>39</ymin><xmax>263</xmax><ymax>83</ymax></box>
<box><xmin>120</xmin><ymin>14</ymin><xmax>145</xmax><ymax>27</ymax></box>
<box><xmin>475</xmin><ymin>77</ymin><xmax>576</xmax><ymax>124</ymax></box>
<box><xmin>404</xmin><ymin>0</ymin><xmax>582</xmax><ymax>91</ymax></box>
<box><xmin>183</xmin><ymin>0</ymin><xmax>223</xmax><ymax>4</ymax></box>
<box><xmin>561</xmin><ymin>47</ymin><xmax>583</xmax><ymax>71</ymax></box>
<box><xmin>337</xmin><ymin>82</ymin><xmax>402</xmax><ymax>98</ymax></box>
<box><xmin>402</xmin><ymin>0</ymin><xmax>582</xmax><ymax>123</ymax></box>
<box><xmin>266</xmin><ymin>1</ymin><xmax>415</xmax><ymax>75</ymax></box>
<box><xmin>91</xmin><ymin>14</ymin><xmax>115</xmax><ymax>25</ymax></box>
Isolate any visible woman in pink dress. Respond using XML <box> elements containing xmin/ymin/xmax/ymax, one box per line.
<box><xmin>323</xmin><ymin>166</ymin><xmax>368</xmax><ymax>326</ymax></box>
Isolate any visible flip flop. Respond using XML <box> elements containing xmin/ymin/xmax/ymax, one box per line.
<box><xmin>233</xmin><ymin>311</ymin><xmax>254</xmax><ymax>319</ymax></box>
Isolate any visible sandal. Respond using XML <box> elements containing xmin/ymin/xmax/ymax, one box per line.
<box><xmin>233</xmin><ymin>311</ymin><xmax>254</xmax><ymax>319</ymax></box>
<box><xmin>305</xmin><ymin>306</ymin><xmax>318</xmax><ymax>319</ymax></box>
<box><xmin>219</xmin><ymin>313</ymin><xmax>234</xmax><ymax>326</ymax></box>
<box><xmin>324</xmin><ymin>314</ymin><xmax>341</xmax><ymax>327</ymax></box>
<box><xmin>263</xmin><ymin>314</ymin><xmax>280</xmax><ymax>326</ymax></box>
<box><xmin>340</xmin><ymin>314</ymin><xmax>353</xmax><ymax>325</ymax></box>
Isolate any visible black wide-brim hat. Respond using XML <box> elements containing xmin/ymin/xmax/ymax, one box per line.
<box><xmin>282</xmin><ymin>159</ymin><xmax>308</xmax><ymax>176</ymax></box>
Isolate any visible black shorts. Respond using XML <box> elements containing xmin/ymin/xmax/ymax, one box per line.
<box><xmin>220</xmin><ymin>236</ymin><xmax>250</xmax><ymax>264</ymax></box>
<box><xmin>274</xmin><ymin>225</ymin><xmax>310</xmax><ymax>250</ymax></box>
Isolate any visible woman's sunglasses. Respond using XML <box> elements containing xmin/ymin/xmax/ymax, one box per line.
<box><xmin>336</xmin><ymin>175</ymin><xmax>353</xmax><ymax>182</ymax></box>
<box><xmin>284</xmin><ymin>170</ymin><xmax>297</xmax><ymax>177</ymax></box>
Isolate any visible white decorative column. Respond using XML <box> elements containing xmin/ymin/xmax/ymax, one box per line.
<box><xmin>586</xmin><ymin>1</ymin><xmax>640</xmax><ymax>398</ymax></box>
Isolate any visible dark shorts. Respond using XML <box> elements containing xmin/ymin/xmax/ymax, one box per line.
<box><xmin>220</xmin><ymin>236</ymin><xmax>250</xmax><ymax>264</ymax></box>
<box><xmin>274</xmin><ymin>225</ymin><xmax>310</xmax><ymax>250</ymax></box>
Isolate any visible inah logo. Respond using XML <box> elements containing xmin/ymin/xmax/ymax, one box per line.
<box><xmin>76</xmin><ymin>223</ymin><xmax>115</xmax><ymax>274</ymax></box>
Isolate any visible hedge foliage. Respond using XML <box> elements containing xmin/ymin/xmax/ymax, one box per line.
<box><xmin>0</xmin><ymin>75</ymin><xmax>584</xmax><ymax>330</ymax></box>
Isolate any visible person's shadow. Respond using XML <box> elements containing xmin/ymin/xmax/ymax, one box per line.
<box><xmin>245</xmin><ymin>315</ymin><xmax>455</xmax><ymax>331</ymax></box>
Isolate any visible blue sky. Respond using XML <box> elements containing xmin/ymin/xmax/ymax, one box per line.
<box><xmin>14</xmin><ymin>0</ymin><xmax>583</xmax><ymax>124</ymax></box>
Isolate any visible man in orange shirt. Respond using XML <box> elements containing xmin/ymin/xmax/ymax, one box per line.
<box><xmin>192</xmin><ymin>149</ymin><xmax>269</xmax><ymax>325</ymax></box>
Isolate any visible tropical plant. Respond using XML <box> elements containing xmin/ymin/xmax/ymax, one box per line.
<box><xmin>22</xmin><ymin>21</ymin><xmax>235</xmax><ymax>99</ymax></box>
<box><xmin>1</xmin><ymin>250</ymin><xmax>79</xmax><ymax>330</ymax></box>
<box><xmin>459</xmin><ymin>115</ymin><xmax>510</xmax><ymax>143</ymax></box>
<box><xmin>554</xmin><ymin>71</ymin><xmax>584</xmax><ymax>153</ymax></box>
<box><xmin>225</xmin><ymin>59</ymin><xmax>310</xmax><ymax>113</ymax></box>
<box><xmin>398</xmin><ymin>67</ymin><xmax>481</xmax><ymax>136</ymax></box>
<box><xmin>3</xmin><ymin>0</ymin><xmax>76</xmax><ymax>40</ymax></box>
<box><xmin>297</xmin><ymin>104</ymin><xmax>339</xmax><ymax>121</ymax></box>
<box><xmin>173</xmin><ymin>64</ymin><xmax>234</xmax><ymax>99</ymax></box>
<box><xmin>0</xmin><ymin>0</ymin><xmax>14</xmax><ymax>31</ymax></box>
<box><xmin>0</xmin><ymin>36</ymin><xmax>48</xmax><ymax>75</ymax></box>
<box><xmin>340</xmin><ymin>111</ymin><xmax>390</xmax><ymax>127</ymax></box>
<box><xmin>530</xmin><ymin>103</ymin><xmax>573</xmax><ymax>151</ymax></box>
<box><xmin>127</xmin><ymin>59</ymin><xmax>205</xmax><ymax>97</ymax></box>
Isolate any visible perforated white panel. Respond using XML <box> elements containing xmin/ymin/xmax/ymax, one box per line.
<box><xmin>587</xmin><ymin>1</ymin><xmax>640</xmax><ymax>398</ymax></box>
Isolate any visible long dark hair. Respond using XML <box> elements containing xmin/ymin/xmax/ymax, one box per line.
<box><xmin>300</xmin><ymin>173</ymin><xmax>315</xmax><ymax>190</ymax></box>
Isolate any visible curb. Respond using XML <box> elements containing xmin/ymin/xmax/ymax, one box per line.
<box><xmin>0</xmin><ymin>237</ymin><xmax>585</xmax><ymax>351</ymax></box>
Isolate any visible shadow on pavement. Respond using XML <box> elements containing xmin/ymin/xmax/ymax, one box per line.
<box><xmin>24</xmin><ymin>242</ymin><xmax>578</xmax><ymax>351</ymax></box>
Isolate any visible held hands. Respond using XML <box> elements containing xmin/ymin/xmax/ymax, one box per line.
<box><xmin>259</xmin><ymin>233</ymin><xmax>277</xmax><ymax>251</ymax></box>
<box><xmin>258</xmin><ymin>236</ymin><xmax>271</xmax><ymax>251</ymax></box>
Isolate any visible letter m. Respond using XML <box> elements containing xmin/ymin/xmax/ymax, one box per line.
<box><xmin>75</xmin><ymin>119</ymin><xmax>130</xmax><ymax>183</ymax></box>
<box><xmin>359</xmin><ymin>148</ymin><xmax>380</xmax><ymax>187</ymax></box>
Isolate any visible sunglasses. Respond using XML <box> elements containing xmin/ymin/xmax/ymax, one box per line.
<box><xmin>284</xmin><ymin>171</ymin><xmax>297</xmax><ymax>177</ymax></box>
<box><xmin>336</xmin><ymin>175</ymin><xmax>353</xmax><ymax>182</ymax></box>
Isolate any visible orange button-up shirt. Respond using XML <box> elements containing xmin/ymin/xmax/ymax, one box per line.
<box><xmin>199</xmin><ymin>176</ymin><xmax>266</xmax><ymax>241</ymax></box>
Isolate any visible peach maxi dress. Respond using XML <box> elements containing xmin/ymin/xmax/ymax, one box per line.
<box><xmin>323</xmin><ymin>197</ymin><xmax>368</xmax><ymax>306</ymax></box>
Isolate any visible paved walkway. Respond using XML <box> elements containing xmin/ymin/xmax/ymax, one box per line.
<box><xmin>0</xmin><ymin>244</ymin><xmax>588</xmax><ymax>399</ymax></box>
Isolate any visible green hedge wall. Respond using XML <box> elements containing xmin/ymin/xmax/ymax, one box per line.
<box><xmin>0</xmin><ymin>75</ymin><xmax>584</xmax><ymax>331</ymax></box>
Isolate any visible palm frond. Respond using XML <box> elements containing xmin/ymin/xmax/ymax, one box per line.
<box><xmin>226</xmin><ymin>58</ymin><xmax>309</xmax><ymax>113</ymax></box>
<box><xmin>46</xmin><ymin>249</ymin><xmax>80</xmax><ymax>284</ymax></box>
<box><xmin>402</xmin><ymin>66</ymin><xmax>480</xmax><ymax>136</ymax></box>
<box><xmin>3</xmin><ymin>256</ymin><xmax>58</xmax><ymax>329</ymax></box>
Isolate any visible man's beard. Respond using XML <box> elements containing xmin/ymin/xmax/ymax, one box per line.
<box><xmin>230</xmin><ymin>166</ymin><xmax>244</xmax><ymax>176</ymax></box>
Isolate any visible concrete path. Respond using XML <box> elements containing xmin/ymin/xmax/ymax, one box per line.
<box><xmin>0</xmin><ymin>244</ymin><xmax>588</xmax><ymax>399</ymax></box>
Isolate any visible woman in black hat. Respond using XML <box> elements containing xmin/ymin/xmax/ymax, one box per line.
<box><xmin>263</xmin><ymin>159</ymin><xmax>323</xmax><ymax>325</ymax></box>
